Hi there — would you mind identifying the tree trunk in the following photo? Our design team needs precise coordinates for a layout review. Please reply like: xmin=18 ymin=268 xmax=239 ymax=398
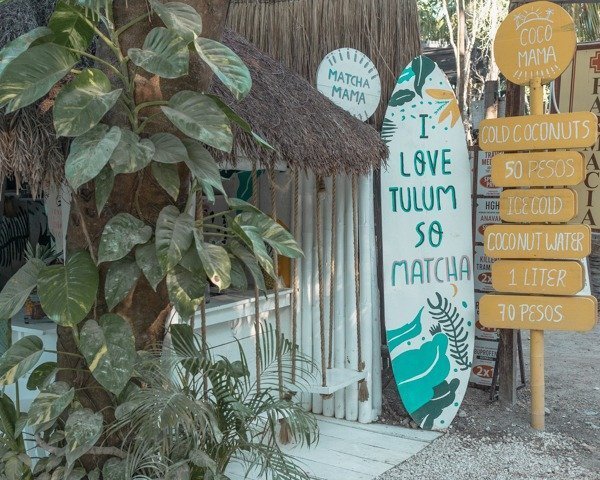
xmin=57 ymin=1 xmax=231 ymax=467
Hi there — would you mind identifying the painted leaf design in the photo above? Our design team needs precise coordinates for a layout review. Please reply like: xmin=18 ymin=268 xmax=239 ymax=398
xmin=27 ymin=382 xmax=74 ymax=431
xmin=381 ymin=117 xmax=397 ymax=145
xmin=412 ymin=55 xmax=435 ymax=98
xmin=425 ymin=88 xmax=454 ymax=100
xmin=0 ymin=258 xmax=44 ymax=319
xmin=398 ymin=65 xmax=415 ymax=84
xmin=0 ymin=336 xmax=43 ymax=386
xmin=389 ymin=89 xmax=415 ymax=107
xmin=428 ymin=293 xmax=471 ymax=370
xmin=412 ymin=378 xmax=459 ymax=429
xmin=65 ymin=409 xmax=103 ymax=465
xmin=387 ymin=307 xmax=423 ymax=352
xmin=392 ymin=332 xmax=450 ymax=414
xmin=0 ymin=27 xmax=51 ymax=79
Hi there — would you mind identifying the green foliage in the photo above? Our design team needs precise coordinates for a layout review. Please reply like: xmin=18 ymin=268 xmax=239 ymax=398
xmin=156 ymin=205 xmax=194 ymax=272
xmin=0 ymin=259 xmax=44 ymax=320
xmin=0 ymin=336 xmax=44 ymax=386
xmin=0 ymin=0 xmax=309 ymax=476
xmin=27 ymin=382 xmax=74 ymax=431
xmin=37 ymin=251 xmax=99 ymax=327
xmin=109 ymin=129 xmax=155 ymax=174
xmin=64 ymin=409 xmax=103 ymax=465
xmin=194 ymin=37 xmax=251 ymax=101
xmin=162 ymin=91 xmax=233 ymax=152
xmin=53 ymin=69 xmax=122 ymax=137
xmin=79 ymin=314 xmax=136 ymax=394
xmin=65 ymin=124 xmax=122 ymax=190
xmin=129 ymin=27 xmax=190 ymax=79
xmin=0 ymin=43 xmax=76 ymax=112
xmin=149 ymin=0 xmax=202 ymax=42
xmin=98 ymin=213 xmax=152 ymax=264
xmin=105 ymin=257 xmax=141 ymax=310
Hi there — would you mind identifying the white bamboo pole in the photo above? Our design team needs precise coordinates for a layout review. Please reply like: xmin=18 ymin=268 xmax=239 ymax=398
xmin=322 ymin=178 xmax=334 ymax=417
xmin=334 ymin=176 xmax=347 ymax=419
xmin=300 ymin=173 xmax=314 ymax=411
xmin=311 ymin=178 xmax=323 ymax=415
xmin=293 ymin=169 xmax=304 ymax=408
xmin=344 ymin=176 xmax=359 ymax=422
xmin=358 ymin=173 xmax=375 ymax=424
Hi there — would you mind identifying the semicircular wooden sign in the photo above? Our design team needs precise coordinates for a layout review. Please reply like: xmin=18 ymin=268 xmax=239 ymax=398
xmin=380 ymin=56 xmax=475 ymax=430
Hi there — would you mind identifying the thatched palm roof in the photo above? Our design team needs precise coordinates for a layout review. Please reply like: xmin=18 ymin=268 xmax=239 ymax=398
xmin=228 ymin=0 xmax=421 ymax=129
xmin=211 ymin=29 xmax=387 ymax=176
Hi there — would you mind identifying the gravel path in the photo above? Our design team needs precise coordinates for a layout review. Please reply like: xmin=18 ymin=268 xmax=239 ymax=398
xmin=377 ymin=324 xmax=600 ymax=480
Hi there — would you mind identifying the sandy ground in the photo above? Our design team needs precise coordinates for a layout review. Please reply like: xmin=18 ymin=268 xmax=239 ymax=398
xmin=377 ymin=324 xmax=600 ymax=480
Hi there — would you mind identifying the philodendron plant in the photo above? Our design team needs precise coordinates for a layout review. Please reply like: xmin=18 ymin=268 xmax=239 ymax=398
xmin=0 ymin=0 xmax=310 ymax=478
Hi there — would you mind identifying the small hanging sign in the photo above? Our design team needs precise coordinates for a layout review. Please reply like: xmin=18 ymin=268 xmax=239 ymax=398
xmin=316 ymin=48 xmax=381 ymax=121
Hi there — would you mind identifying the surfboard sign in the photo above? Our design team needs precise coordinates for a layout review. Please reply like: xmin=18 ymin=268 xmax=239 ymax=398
xmin=380 ymin=56 xmax=475 ymax=430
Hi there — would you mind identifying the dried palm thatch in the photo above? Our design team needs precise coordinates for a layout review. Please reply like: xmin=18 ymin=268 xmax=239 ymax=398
xmin=228 ymin=0 xmax=421 ymax=128
xmin=212 ymin=30 xmax=387 ymax=176
xmin=0 ymin=0 xmax=63 ymax=197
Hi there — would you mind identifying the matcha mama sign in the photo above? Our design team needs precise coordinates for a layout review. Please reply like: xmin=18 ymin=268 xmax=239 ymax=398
xmin=316 ymin=48 xmax=381 ymax=121
xmin=380 ymin=56 xmax=475 ymax=430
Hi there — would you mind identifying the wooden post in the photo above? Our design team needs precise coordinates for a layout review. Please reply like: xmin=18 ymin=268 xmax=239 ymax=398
xmin=498 ymin=79 xmax=523 ymax=406
xmin=529 ymin=76 xmax=545 ymax=430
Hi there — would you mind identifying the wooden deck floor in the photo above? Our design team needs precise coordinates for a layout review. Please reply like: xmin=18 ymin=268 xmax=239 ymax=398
xmin=226 ymin=416 xmax=442 ymax=480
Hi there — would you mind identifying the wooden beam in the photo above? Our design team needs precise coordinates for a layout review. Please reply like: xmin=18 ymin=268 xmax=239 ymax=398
xmin=496 ymin=77 xmax=523 ymax=406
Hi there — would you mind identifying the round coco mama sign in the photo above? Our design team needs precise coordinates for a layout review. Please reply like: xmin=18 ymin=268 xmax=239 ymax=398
xmin=493 ymin=0 xmax=576 ymax=85
xmin=316 ymin=48 xmax=381 ymax=121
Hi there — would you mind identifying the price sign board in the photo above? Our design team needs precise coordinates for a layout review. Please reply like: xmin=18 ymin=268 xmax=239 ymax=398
xmin=493 ymin=1 xmax=577 ymax=86
xmin=479 ymin=294 xmax=597 ymax=331
xmin=479 ymin=112 xmax=598 ymax=152
xmin=499 ymin=188 xmax=577 ymax=223
xmin=491 ymin=260 xmax=584 ymax=295
xmin=484 ymin=224 xmax=591 ymax=259
xmin=491 ymin=151 xmax=585 ymax=187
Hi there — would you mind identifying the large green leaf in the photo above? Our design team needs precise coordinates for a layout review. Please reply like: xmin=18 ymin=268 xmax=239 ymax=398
xmin=79 ymin=314 xmax=136 ymax=395
xmin=0 ymin=393 xmax=17 ymax=439
xmin=155 ymin=206 xmax=194 ymax=272
xmin=0 ymin=259 xmax=44 ymax=319
xmin=65 ymin=124 xmax=122 ymax=190
xmin=182 ymin=138 xmax=225 ymax=202
xmin=27 ymin=382 xmax=74 ymax=431
xmin=65 ymin=408 xmax=103 ymax=465
xmin=150 ymin=132 xmax=189 ymax=164
xmin=195 ymin=37 xmax=251 ymax=101
xmin=0 ymin=336 xmax=43 ymax=386
xmin=128 ymin=27 xmax=189 ymax=79
xmin=234 ymin=211 xmax=302 ymax=258
xmin=5 ymin=455 xmax=30 ymax=480
xmin=135 ymin=243 xmax=164 ymax=291
xmin=0 ymin=43 xmax=76 ymax=113
xmin=48 ymin=1 xmax=95 ymax=51
xmin=230 ymin=223 xmax=274 ymax=278
xmin=229 ymin=257 xmax=247 ymax=291
xmin=166 ymin=266 xmax=206 ymax=319
xmin=53 ymin=68 xmax=122 ymax=137
xmin=109 ymin=129 xmax=155 ymax=175
xmin=27 ymin=362 xmax=58 ymax=391
xmin=38 ymin=251 xmax=99 ymax=327
xmin=0 ymin=27 xmax=52 ymax=78
xmin=161 ymin=91 xmax=232 ymax=152
xmin=195 ymin=239 xmax=230 ymax=290
xmin=227 ymin=240 xmax=266 ymax=292
xmin=98 ymin=213 xmax=152 ymax=264
xmin=150 ymin=0 xmax=202 ymax=41
xmin=102 ymin=458 xmax=127 ymax=480
xmin=95 ymin=165 xmax=114 ymax=214
xmin=105 ymin=257 xmax=141 ymax=310
xmin=151 ymin=162 xmax=180 ymax=200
